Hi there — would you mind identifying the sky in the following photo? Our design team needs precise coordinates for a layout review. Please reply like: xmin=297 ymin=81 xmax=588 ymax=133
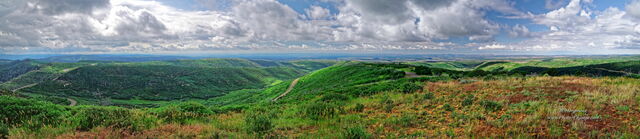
xmin=0 ymin=0 xmax=639 ymax=55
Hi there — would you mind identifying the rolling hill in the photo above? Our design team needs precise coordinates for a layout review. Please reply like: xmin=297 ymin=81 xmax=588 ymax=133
xmin=2 ymin=59 xmax=336 ymax=106
xmin=0 ymin=60 xmax=41 ymax=83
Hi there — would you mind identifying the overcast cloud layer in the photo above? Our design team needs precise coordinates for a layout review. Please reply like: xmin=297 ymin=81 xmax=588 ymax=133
xmin=0 ymin=0 xmax=639 ymax=54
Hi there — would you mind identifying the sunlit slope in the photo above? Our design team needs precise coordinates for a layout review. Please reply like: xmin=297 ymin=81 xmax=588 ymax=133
xmin=477 ymin=58 xmax=636 ymax=71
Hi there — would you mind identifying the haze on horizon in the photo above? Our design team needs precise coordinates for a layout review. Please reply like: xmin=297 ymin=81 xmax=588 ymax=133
xmin=1 ymin=0 xmax=640 ymax=55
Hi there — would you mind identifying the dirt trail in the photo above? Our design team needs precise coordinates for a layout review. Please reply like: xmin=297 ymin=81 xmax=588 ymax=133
xmin=11 ymin=83 xmax=38 ymax=92
xmin=592 ymin=68 xmax=633 ymax=75
xmin=67 ymin=98 xmax=77 ymax=106
xmin=61 ymin=67 xmax=77 ymax=72
xmin=272 ymin=78 xmax=300 ymax=102
xmin=404 ymin=71 xmax=424 ymax=78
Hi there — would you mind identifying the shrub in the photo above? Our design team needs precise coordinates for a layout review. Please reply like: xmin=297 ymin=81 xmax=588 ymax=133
xmin=443 ymin=104 xmax=454 ymax=111
xmin=480 ymin=100 xmax=502 ymax=112
xmin=381 ymin=97 xmax=394 ymax=113
xmin=343 ymin=126 xmax=370 ymax=139
xmin=353 ymin=103 xmax=365 ymax=112
xmin=0 ymin=96 xmax=67 ymax=130
xmin=0 ymin=123 xmax=8 ymax=139
xmin=156 ymin=102 xmax=212 ymax=124
xmin=71 ymin=106 xmax=144 ymax=131
xmin=423 ymin=92 xmax=435 ymax=100
xmin=462 ymin=95 xmax=474 ymax=106
xmin=398 ymin=82 xmax=422 ymax=94
xmin=305 ymin=102 xmax=340 ymax=120
xmin=178 ymin=102 xmax=213 ymax=114
xmin=0 ymin=89 xmax=13 ymax=96
xmin=244 ymin=112 xmax=273 ymax=135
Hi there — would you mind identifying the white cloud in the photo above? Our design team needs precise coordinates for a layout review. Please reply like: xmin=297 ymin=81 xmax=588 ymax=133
xmin=478 ymin=44 xmax=508 ymax=50
xmin=505 ymin=1 xmax=640 ymax=51
xmin=508 ymin=24 xmax=531 ymax=37
xmin=305 ymin=6 xmax=331 ymax=19
xmin=627 ymin=0 xmax=640 ymax=19
xmin=0 ymin=0 xmax=637 ymax=54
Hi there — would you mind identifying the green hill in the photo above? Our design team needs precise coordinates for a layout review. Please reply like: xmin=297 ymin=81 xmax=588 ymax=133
xmin=3 ymin=59 xmax=335 ymax=105
xmin=510 ymin=61 xmax=640 ymax=77
xmin=0 ymin=60 xmax=41 ymax=83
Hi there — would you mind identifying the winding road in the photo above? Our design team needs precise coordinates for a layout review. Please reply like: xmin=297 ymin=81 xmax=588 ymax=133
xmin=67 ymin=98 xmax=77 ymax=106
xmin=272 ymin=78 xmax=300 ymax=102
xmin=11 ymin=83 xmax=37 ymax=92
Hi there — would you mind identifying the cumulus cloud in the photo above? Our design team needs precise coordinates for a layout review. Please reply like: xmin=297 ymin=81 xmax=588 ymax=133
xmin=305 ymin=6 xmax=330 ymax=19
xmin=0 ymin=0 xmax=637 ymax=54
xmin=505 ymin=0 xmax=640 ymax=51
xmin=627 ymin=0 xmax=640 ymax=19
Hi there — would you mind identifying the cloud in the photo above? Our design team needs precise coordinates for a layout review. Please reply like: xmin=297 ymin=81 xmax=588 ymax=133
xmin=23 ymin=0 xmax=110 ymax=15
xmin=0 ymin=0 xmax=636 ymax=54
xmin=305 ymin=6 xmax=331 ymax=19
xmin=508 ymin=24 xmax=531 ymax=37
xmin=478 ymin=44 xmax=508 ymax=50
xmin=627 ymin=0 xmax=640 ymax=19
xmin=545 ymin=0 xmax=569 ymax=10
xmin=504 ymin=0 xmax=640 ymax=51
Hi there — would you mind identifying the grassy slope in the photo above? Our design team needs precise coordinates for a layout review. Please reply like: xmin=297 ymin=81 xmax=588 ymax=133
xmin=478 ymin=58 xmax=635 ymax=71
xmin=206 ymin=62 xmax=408 ymax=108
xmin=510 ymin=61 xmax=640 ymax=77
xmin=408 ymin=61 xmax=485 ymax=71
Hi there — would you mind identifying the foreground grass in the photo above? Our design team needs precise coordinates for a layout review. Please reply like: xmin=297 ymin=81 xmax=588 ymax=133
xmin=4 ymin=76 xmax=639 ymax=138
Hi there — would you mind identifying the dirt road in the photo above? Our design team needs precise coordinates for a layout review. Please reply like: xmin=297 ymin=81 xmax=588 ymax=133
xmin=67 ymin=98 xmax=77 ymax=106
xmin=272 ymin=78 xmax=300 ymax=102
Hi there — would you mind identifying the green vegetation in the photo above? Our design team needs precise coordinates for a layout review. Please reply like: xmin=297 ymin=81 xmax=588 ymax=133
xmin=2 ymin=57 xmax=640 ymax=138
xmin=0 ymin=60 xmax=41 ymax=83
xmin=1 ymin=59 xmax=335 ymax=106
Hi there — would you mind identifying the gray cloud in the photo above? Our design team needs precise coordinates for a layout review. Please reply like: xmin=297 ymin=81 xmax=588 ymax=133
xmin=22 ymin=0 xmax=110 ymax=15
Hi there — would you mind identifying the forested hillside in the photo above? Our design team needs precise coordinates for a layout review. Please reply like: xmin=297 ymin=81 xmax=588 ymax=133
xmin=1 ymin=59 xmax=336 ymax=106
xmin=0 ymin=60 xmax=41 ymax=83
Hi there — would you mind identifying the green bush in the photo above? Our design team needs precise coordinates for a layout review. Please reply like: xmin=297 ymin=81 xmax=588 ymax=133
xmin=398 ymin=82 xmax=422 ymax=94
xmin=0 ymin=123 xmax=8 ymax=139
xmin=178 ymin=102 xmax=213 ymax=114
xmin=379 ymin=96 xmax=395 ymax=113
xmin=0 ymin=96 xmax=67 ymax=130
xmin=244 ymin=113 xmax=273 ymax=135
xmin=480 ymin=100 xmax=502 ymax=112
xmin=423 ymin=92 xmax=435 ymax=100
xmin=343 ymin=126 xmax=371 ymax=139
xmin=155 ymin=102 xmax=212 ymax=124
xmin=71 ymin=106 xmax=148 ymax=131
xmin=443 ymin=104 xmax=454 ymax=111
xmin=462 ymin=95 xmax=474 ymax=106
xmin=304 ymin=102 xmax=340 ymax=120
xmin=353 ymin=103 xmax=365 ymax=112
